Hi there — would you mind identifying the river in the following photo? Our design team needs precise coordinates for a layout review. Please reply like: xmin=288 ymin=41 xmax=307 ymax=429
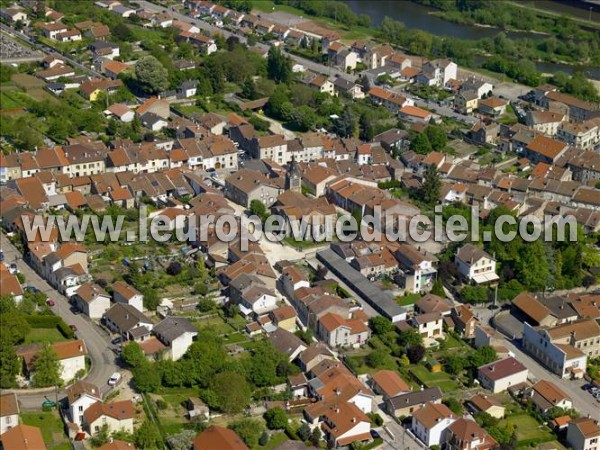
xmin=345 ymin=0 xmax=600 ymax=80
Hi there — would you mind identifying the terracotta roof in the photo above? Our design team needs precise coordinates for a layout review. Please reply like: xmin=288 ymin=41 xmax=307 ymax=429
xmin=546 ymin=318 xmax=600 ymax=341
xmin=112 ymin=280 xmax=141 ymax=300
xmin=526 ymin=135 xmax=568 ymax=160
xmin=532 ymin=380 xmax=569 ymax=408
xmin=569 ymin=418 xmax=600 ymax=439
xmin=270 ymin=305 xmax=297 ymax=322
xmin=67 ymin=380 xmax=101 ymax=405
xmin=399 ymin=105 xmax=431 ymax=119
xmin=75 ymin=282 xmax=109 ymax=303
xmin=0 ymin=271 xmax=23 ymax=298
xmin=512 ymin=292 xmax=552 ymax=324
xmin=193 ymin=425 xmax=249 ymax=450
xmin=84 ymin=400 xmax=134 ymax=424
xmin=0 ymin=393 xmax=19 ymax=416
xmin=97 ymin=440 xmax=136 ymax=450
xmin=55 ymin=242 xmax=86 ymax=259
xmin=412 ymin=401 xmax=455 ymax=429
xmin=371 ymin=370 xmax=410 ymax=397
xmin=17 ymin=340 xmax=87 ymax=370
xmin=1 ymin=425 xmax=46 ymax=450
xmin=479 ymin=96 xmax=508 ymax=108
xmin=447 ymin=418 xmax=497 ymax=447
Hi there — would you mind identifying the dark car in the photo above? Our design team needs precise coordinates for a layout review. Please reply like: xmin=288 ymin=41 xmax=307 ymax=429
xmin=25 ymin=286 xmax=40 ymax=293
xmin=111 ymin=337 xmax=122 ymax=345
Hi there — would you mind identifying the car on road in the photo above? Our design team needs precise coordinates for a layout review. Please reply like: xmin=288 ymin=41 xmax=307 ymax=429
xmin=69 ymin=324 xmax=77 ymax=332
xmin=41 ymin=400 xmax=57 ymax=409
xmin=25 ymin=286 xmax=40 ymax=293
xmin=111 ymin=337 xmax=122 ymax=345
xmin=46 ymin=299 xmax=55 ymax=307
xmin=582 ymin=383 xmax=594 ymax=391
xmin=0 ymin=251 xmax=4 ymax=262
xmin=108 ymin=372 xmax=121 ymax=386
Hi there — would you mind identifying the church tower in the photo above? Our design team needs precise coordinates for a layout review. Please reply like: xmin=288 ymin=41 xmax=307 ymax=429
xmin=286 ymin=157 xmax=302 ymax=193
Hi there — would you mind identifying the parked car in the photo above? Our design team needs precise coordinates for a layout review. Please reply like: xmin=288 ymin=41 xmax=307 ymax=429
xmin=25 ymin=286 xmax=40 ymax=293
xmin=46 ymin=299 xmax=55 ymax=307
xmin=108 ymin=372 xmax=121 ymax=386
xmin=0 ymin=251 xmax=4 ymax=262
xmin=111 ymin=337 xmax=122 ymax=345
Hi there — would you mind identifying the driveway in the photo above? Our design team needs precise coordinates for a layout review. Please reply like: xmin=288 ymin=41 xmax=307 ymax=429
xmin=1 ymin=233 xmax=118 ymax=410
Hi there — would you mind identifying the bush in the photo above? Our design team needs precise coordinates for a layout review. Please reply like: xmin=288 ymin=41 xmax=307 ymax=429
xmin=264 ymin=407 xmax=288 ymax=430
xmin=368 ymin=412 xmax=384 ymax=426
xmin=57 ymin=322 xmax=75 ymax=339
xmin=156 ymin=399 xmax=168 ymax=410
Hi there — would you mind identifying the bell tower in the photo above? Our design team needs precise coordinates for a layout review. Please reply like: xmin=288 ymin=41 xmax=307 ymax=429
xmin=286 ymin=157 xmax=302 ymax=193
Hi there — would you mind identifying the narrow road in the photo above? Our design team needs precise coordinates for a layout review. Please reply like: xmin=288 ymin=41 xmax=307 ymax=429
xmin=137 ymin=0 xmax=355 ymax=82
xmin=0 ymin=233 xmax=118 ymax=410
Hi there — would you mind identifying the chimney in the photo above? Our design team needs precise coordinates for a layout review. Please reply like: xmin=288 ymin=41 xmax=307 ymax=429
xmin=351 ymin=417 xmax=356 ymax=423
xmin=78 ymin=345 xmax=83 ymax=351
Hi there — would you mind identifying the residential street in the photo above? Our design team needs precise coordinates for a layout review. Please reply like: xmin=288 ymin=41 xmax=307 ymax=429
xmin=137 ymin=0 xmax=355 ymax=82
xmin=501 ymin=338 xmax=600 ymax=419
xmin=0 ymin=233 xmax=118 ymax=410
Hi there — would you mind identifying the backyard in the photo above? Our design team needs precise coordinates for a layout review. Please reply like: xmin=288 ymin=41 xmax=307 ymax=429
xmin=21 ymin=410 xmax=70 ymax=450
xmin=408 ymin=364 xmax=460 ymax=393
xmin=24 ymin=327 xmax=68 ymax=344
xmin=498 ymin=413 xmax=555 ymax=446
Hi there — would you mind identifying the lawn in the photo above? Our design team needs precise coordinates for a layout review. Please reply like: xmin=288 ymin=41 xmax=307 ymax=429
xmin=24 ymin=328 xmax=68 ymax=344
xmin=21 ymin=410 xmax=69 ymax=450
xmin=409 ymin=364 xmax=460 ymax=393
xmin=395 ymin=293 xmax=421 ymax=306
xmin=499 ymin=413 xmax=555 ymax=444
xmin=256 ymin=432 xmax=289 ymax=450
xmin=194 ymin=315 xmax=235 ymax=335
xmin=0 ymin=89 xmax=30 ymax=109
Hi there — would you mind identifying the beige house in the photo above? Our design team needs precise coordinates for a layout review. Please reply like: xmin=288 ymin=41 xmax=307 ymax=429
xmin=73 ymin=282 xmax=111 ymax=319
xmin=84 ymin=400 xmax=134 ymax=435
xmin=467 ymin=394 xmax=505 ymax=419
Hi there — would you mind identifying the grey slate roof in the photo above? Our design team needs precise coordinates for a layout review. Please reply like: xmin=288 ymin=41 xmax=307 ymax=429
xmin=153 ymin=316 xmax=197 ymax=342
xmin=387 ymin=387 xmax=443 ymax=409
xmin=103 ymin=303 xmax=152 ymax=332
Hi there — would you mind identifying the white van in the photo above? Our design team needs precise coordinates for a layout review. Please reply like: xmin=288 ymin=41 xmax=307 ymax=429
xmin=108 ymin=372 xmax=121 ymax=386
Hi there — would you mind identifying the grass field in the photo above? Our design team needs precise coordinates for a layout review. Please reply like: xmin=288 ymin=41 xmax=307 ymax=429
xmin=395 ymin=293 xmax=421 ymax=306
xmin=12 ymin=73 xmax=44 ymax=90
xmin=24 ymin=328 xmax=68 ymax=344
xmin=409 ymin=364 xmax=459 ymax=393
xmin=21 ymin=410 xmax=70 ymax=450
xmin=499 ymin=413 xmax=555 ymax=444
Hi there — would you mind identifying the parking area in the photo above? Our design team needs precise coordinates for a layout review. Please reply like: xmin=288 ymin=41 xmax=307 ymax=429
xmin=492 ymin=310 xmax=524 ymax=339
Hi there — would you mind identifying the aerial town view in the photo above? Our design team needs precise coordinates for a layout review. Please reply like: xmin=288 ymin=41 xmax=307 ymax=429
xmin=0 ymin=0 xmax=599 ymax=449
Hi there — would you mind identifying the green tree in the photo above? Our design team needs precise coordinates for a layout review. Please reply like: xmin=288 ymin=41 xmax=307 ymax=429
xmin=368 ymin=316 xmax=394 ymax=336
xmin=289 ymin=105 xmax=317 ymax=131
xmin=267 ymin=46 xmax=292 ymax=84
xmin=420 ymin=164 xmax=442 ymax=206
xmin=32 ymin=343 xmax=61 ymax=387
xmin=134 ymin=420 xmax=163 ymax=450
xmin=135 ymin=55 xmax=169 ymax=94
xmin=228 ymin=418 xmax=265 ymax=447
xmin=250 ymin=199 xmax=269 ymax=222
xmin=0 ymin=338 xmax=19 ymax=388
xmin=335 ymin=108 xmax=357 ymax=138
xmin=516 ymin=240 xmax=550 ymax=291
xmin=132 ymin=361 xmax=161 ymax=392
xmin=410 ymin=132 xmax=432 ymax=155
xmin=264 ymin=407 xmax=288 ymax=429
xmin=398 ymin=329 xmax=423 ymax=347
xmin=430 ymin=280 xmax=445 ymax=297
xmin=211 ymin=371 xmax=251 ymax=413
xmin=248 ymin=341 xmax=288 ymax=387
xmin=443 ymin=397 xmax=462 ymax=414
xmin=298 ymin=423 xmax=311 ymax=441
xmin=310 ymin=428 xmax=322 ymax=446
xmin=167 ymin=430 xmax=196 ymax=450
xmin=367 ymin=348 xmax=390 ymax=368
xmin=121 ymin=342 xmax=146 ymax=368
xmin=425 ymin=125 xmax=447 ymax=151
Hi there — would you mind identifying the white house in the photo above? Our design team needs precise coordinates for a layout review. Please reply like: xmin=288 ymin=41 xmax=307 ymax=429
xmin=567 ymin=418 xmax=600 ymax=450
xmin=455 ymin=244 xmax=499 ymax=284
xmin=317 ymin=313 xmax=370 ymax=348
xmin=111 ymin=280 xmax=144 ymax=312
xmin=280 ymin=265 xmax=310 ymax=299
xmin=411 ymin=402 xmax=457 ymax=447
xmin=320 ymin=402 xmax=372 ymax=448
xmin=0 ymin=393 xmax=19 ymax=435
xmin=530 ymin=380 xmax=572 ymax=415
xmin=395 ymin=244 xmax=438 ymax=293
xmin=478 ymin=357 xmax=529 ymax=393
xmin=229 ymin=274 xmax=278 ymax=317
xmin=73 ymin=282 xmax=111 ymax=319
xmin=66 ymin=381 xmax=102 ymax=428
xmin=0 ymin=7 xmax=28 ymax=24
xmin=18 ymin=340 xmax=88 ymax=384
xmin=84 ymin=400 xmax=134 ymax=435
xmin=153 ymin=316 xmax=198 ymax=361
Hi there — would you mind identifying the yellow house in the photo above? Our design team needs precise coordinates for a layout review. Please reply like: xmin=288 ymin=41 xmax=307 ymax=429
xmin=79 ymin=78 xmax=123 ymax=101
xmin=454 ymin=90 xmax=479 ymax=114
xmin=269 ymin=305 xmax=298 ymax=332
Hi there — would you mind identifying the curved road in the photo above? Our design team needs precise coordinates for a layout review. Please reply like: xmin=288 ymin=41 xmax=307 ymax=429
xmin=0 ymin=233 xmax=118 ymax=410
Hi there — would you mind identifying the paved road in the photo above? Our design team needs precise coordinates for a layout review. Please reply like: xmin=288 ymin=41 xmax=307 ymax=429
xmin=138 ymin=0 xmax=354 ymax=82
xmin=0 ymin=23 xmax=103 ymax=78
xmin=0 ymin=233 xmax=118 ymax=410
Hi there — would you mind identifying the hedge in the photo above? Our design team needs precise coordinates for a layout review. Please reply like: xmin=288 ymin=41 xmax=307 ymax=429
xmin=25 ymin=315 xmax=62 ymax=328
xmin=57 ymin=322 xmax=75 ymax=339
